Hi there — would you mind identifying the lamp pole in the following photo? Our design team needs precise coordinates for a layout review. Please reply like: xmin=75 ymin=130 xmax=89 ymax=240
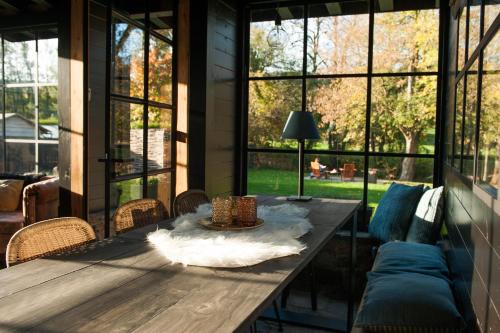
xmin=298 ymin=139 xmax=305 ymax=197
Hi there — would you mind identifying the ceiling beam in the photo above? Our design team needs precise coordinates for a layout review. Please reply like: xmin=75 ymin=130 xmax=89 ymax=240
xmin=325 ymin=3 xmax=342 ymax=15
xmin=150 ymin=16 xmax=167 ymax=28
xmin=378 ymin=0 xmax=394 ymax=12
xmin=0 ymin=0 xmax=19 ymax=12
xmin=277 ymin=7 xmax=293 ymax=20
xmin=31 ymin=0 xmax=52 ymax=9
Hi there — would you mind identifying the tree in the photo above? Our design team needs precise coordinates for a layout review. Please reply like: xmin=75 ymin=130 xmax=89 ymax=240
xmin=372 ymin=10 xmax=438 ymax=180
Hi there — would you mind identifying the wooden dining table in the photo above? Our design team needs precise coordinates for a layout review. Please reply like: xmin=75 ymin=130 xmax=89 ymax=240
xmin=0 ymin=196 xmax=361 ymax=333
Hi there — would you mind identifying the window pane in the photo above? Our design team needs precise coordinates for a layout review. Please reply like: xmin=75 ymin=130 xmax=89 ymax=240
xmin=38 ymin=36 xmax=58 ymax=83
xmin=307 ymin=1 xmax=368 ymax=74
xmin=6 ymin=142 xmax=35 ymax=174
xmin=454 ymin=78 xmax=464 ymax=169
xmin=249 ymin=6 xmax=304 ymax=77
xmin=110 ymin=100 xmax=144 ymax=177
xmin=5 ymin=87 xmax=36 ymax=139
xmin=147 ymin=173 xmax=171 ymax=216
xmin=247 ymin=152 xmax=298 ymax=196
xmin=457 ymin=8 xmax=467 ymax=71
xmin=468 ymin=2 xmax=481 ymax=56
xmin=370 ymin=76 xmax=436 ymax=154
xmin=39 ymin=86 xmax=58 ymax=140
xmin=477 ymin=33 xmax=499 ymax=194
xmin=3 ymin=35 xmax=36 ymax=83
xmin=39 ymin=143 xmax=58 ymax=175
xmin=484 ymin=1 xmax=500 ymax=35
xmin=368 ymin=157 xmax=433 ymax=209
xmin=149 ymin=36 xmax=172 ymax=104
xmin=147 ymin=107 xmax=172 ymax=170
xmin=110 ymin=178 xmax=143 ymax=211
xmin=306 ymin=77 xmax=366 ymax=151
xmin=248 ymin=79 xmax=301 ymax=149
xmin=304 ymin=153 xmax=364 ymax=200
xmin=463 ymin=61 xmax=479 ymax=178
xmin=373 ymin=9 xmax=439 ymax=73
xmin=112 ymin=17 xmax=144 ymax=98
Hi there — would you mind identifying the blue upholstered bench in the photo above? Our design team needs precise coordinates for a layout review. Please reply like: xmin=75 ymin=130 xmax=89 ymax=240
xmin=353 ymin=242 xmax=465 ymax=333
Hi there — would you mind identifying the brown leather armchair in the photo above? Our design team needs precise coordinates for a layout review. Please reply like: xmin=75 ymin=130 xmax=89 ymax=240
xmin=0 ymin=177 xmax=59 ymax=256
xmin=23 ymin=177 xmax=59 ymax=226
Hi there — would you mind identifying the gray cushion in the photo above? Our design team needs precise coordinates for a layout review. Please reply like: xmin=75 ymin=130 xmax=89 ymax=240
xmin=372 ymin=241 xmax=450 ymax=281
xmin=354 ymin=272 xmax=465 ymax=333
xmin=369 ymin=182 xmax=424 ymax=243
xmin=406 ymin=186 xmax=444 ymax=244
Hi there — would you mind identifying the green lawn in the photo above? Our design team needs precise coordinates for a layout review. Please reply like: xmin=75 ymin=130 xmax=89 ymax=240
xmin=247 ymin=168 xmax=391 ymax=208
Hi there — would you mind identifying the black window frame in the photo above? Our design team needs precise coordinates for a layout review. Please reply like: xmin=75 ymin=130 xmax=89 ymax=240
xmin=450 ymin=0 xmax=499 ymax=198
xmin=240 ymin=0 xmax=445 ymax=218
xmin=0 ymin=29 xmax=59 ymax=174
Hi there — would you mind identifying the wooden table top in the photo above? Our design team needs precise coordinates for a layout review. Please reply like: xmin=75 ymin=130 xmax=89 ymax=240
xmin=0 ymin=196 xmax=360 ymax=333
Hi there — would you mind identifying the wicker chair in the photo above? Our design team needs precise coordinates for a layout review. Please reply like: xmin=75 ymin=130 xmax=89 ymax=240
xmin=113 ymin=198 xmax=165 ymax=234
xmin=6 ymin=217 xmax=96 ymax=267
xmin=173 ymin=189 xmax=210 ymax=217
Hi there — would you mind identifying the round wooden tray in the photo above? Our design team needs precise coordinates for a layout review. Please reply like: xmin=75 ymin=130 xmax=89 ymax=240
xmin=198 ymin=217 xmax=264 ymax=231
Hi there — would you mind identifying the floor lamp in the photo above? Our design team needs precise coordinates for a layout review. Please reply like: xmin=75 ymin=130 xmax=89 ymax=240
xmin=281 ymin=111 xmax=320 ymax=202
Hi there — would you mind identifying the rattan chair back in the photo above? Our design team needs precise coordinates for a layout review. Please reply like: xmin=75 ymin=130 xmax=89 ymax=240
xmin=173 ymin=189 xmax=210 ymax=217
xmin=6 ymin=217 xmax=96 ymax=267
xmin=113 ymin=198 xmax=165 ymax=234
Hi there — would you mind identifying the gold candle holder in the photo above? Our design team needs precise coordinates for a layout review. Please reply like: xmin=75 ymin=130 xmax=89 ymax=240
xmin=237 ymin=197 xmax=257 ymax=226
xmin=212 ymin=197 xmax=233 ymax=225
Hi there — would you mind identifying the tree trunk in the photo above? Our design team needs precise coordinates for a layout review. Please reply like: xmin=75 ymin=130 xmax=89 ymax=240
xmin=400 ymin=133 xmax=418 ymax=181
xmin=482 ymin=143 xmax=489 ymax=182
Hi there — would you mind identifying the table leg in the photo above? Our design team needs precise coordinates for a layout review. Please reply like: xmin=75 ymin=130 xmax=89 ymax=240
xmin=347 ymin=211 xmax=358 ymax=331
xmin=260 ymin=209 xmax=359 ymax=333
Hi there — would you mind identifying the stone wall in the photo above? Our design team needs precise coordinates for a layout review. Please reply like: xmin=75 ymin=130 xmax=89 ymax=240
xmin=130 ymin=129 xmax=171 ymax=171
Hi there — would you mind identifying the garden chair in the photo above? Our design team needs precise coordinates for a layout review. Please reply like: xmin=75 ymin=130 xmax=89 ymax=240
xmin=310 ymin=161 xmax=328 ymax=179
xmin=173 ymin=189 xmax=210 ymax=217
xmin=113 ymin=198 xmax=165 ymax=234
xmin=6 ymin=217 xmax=96 ymax=267
xmin=340 ymin=163 xmax=357 ymax=181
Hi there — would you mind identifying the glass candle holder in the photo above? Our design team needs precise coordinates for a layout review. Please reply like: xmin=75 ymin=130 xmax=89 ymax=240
xmin=237 ymin=197 xmax=257 ymax=225
xmin=212 ymin=197 xmax=233 ymax=225
xmin=230 ymin=196 xmax=239 ymax=217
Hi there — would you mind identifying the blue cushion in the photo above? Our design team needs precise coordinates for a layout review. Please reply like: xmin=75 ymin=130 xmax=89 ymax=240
xmin=354 ymin=272 xmax=465 ymax=333
xmin=372 ymin=241 xmax=450 ymax=281
xmin=369 ymin=182 xmax=424 ymax=242
xmin=406 ymin=186 xmax=444 ymax=244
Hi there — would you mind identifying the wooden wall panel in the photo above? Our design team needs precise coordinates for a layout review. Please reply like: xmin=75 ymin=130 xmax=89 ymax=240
xmin=176 ymin=0 xmax=190 ymax=196
xmin=86 ymin=0 xmax=107 ymax=237
xmin=445 ymin=165 xmax=500 ymax=332
xmin=204 ymin=0 xmax=237 ymax=198
xmin=58 ymin=0 xmax=87 ymax=218
xmin=443 ymin=4 xmax=500 ymax=332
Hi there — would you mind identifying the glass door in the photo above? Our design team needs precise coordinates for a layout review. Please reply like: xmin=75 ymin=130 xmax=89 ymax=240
xmin=103 ymin=1 xmax=176 ymax=237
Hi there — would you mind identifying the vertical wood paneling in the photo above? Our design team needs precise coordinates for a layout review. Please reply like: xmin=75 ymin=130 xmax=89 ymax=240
xmin=443 ymin=4 xmax=500 ymax=331
xmin=70 ymin=0 xmax=86 ymax=218
xmin=204 ymin=0 xmax=237 ymax=198
xmin=87 ymin=0 xmax=107 ymax=237
xmin=58 ymin=0 xmax=86 ymax=218
xmin=176 ymin=0 xmax=190 ymax=196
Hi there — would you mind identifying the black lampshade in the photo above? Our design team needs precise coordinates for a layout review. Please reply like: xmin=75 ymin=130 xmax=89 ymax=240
xmin=282 ymin=111 xmax=320 ymax=140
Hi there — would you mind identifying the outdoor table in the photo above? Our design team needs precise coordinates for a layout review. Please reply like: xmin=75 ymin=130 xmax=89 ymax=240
xmin=0 ymin=196 xmax=360 ymax=333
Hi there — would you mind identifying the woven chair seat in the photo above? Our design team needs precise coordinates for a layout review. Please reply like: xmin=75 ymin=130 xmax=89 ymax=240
xmin=6 ymin=217 xmax=96 ymax=267
xmin=113 ymin=198 xmax=165 ymax=234
xmin=173 ymin=189 xmax=210 ymax=217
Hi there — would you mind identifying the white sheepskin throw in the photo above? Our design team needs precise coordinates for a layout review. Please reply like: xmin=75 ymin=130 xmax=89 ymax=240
xmin=147 ymin=203 xmax=312 ymax=268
